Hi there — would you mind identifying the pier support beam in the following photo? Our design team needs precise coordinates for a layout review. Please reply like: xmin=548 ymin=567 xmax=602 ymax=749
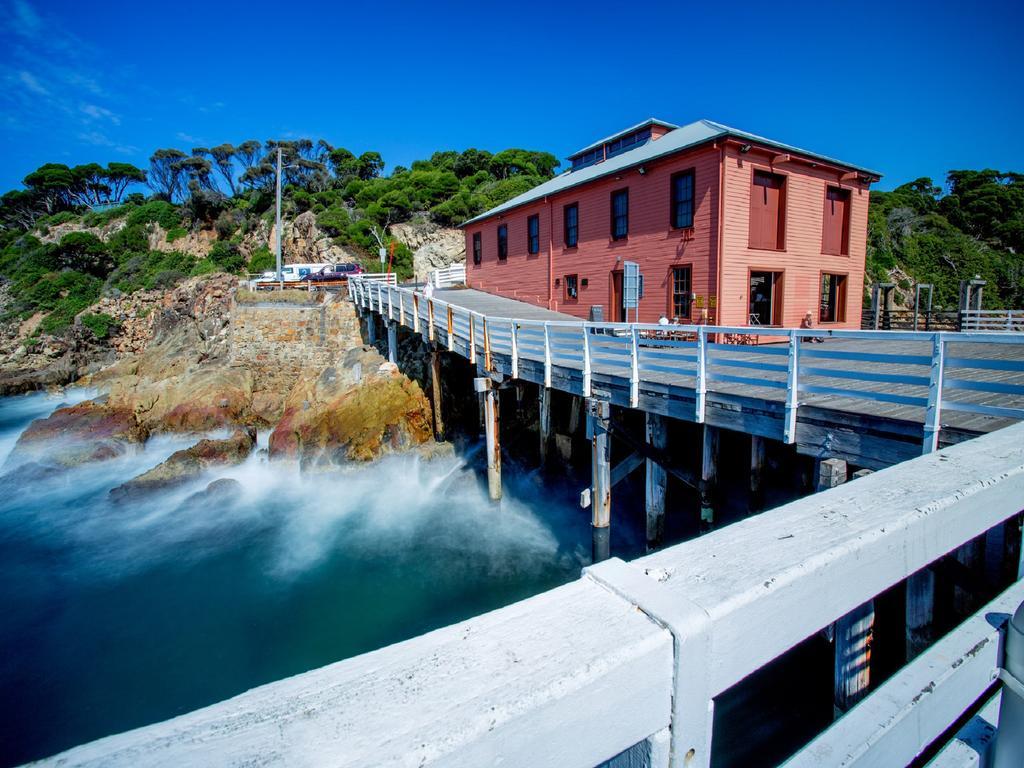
xmin=538 ymin=386 xmax=551 ymax=466
xmin=475 ymin=377 xmax=501 ymax=502
xmin=588 ymin=399 xmax=612 ymax=563
xmin=430 ymin=349 xmax=444 ymax=441
xmin=834 ymin=600 xmax=876 ymax=716
xmin=905 ymin=567 xmax=935 ymax=660
xmin=749 ymin=435 xmax=766 ymax=513
xmin=818 ymin=459 xmax=874 ymax=717
xmin=699 ymin=425 xmax=719 ymax=531
xmin=645 ymin=413 xmax=668 ymax=547
xmin=817 ymin=458 xmax=847 ymax=491
xmin=366 ymin=313 xmax=376 ymax=344
xmin=386 ymin=321 xmax=398 ymax=365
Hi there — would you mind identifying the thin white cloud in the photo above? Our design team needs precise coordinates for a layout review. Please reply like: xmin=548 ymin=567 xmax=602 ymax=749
xmin=18 ymin=70 xmax=48 ymax=95
xmin=80 ymin=102 xmax=120 ymax=125
xmin=176 ymin=131 xmax=201 ymax=144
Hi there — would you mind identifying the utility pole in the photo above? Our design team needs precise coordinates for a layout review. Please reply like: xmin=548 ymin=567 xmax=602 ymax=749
xmin=275 ymin=147 xmax=283 ymax=287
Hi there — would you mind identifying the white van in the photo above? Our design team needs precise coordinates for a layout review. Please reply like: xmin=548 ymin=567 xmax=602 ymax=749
xmin=278 ymin=263 xmax=323 ymax=282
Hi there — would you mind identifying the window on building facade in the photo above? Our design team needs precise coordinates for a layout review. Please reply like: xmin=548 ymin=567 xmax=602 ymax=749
xmin=671 ymin=266 xmax=692 ymax=319
xmin=749 ymin=270 xmax=783 ymax=325
xmin=564 ymin=203 xmax=578 ymax=247
xmin=611 ymin=189 xmax=629 ymax=240
xmin=671 ymin=170 xmax=695 ymax=229
xmin=819 ymin=273 xmax=848 ymax=323
xmin=564 ymin=274 xmax=579 ymax=300
xmin=749 ymin=170 xmax=786 ymax=250
xmin=527 ymin=214 xmax=540 ymax=254
xmin=497 ymin=224 xmax=508 ymax=260
xmin=472 ymin=232 xmax=481 ymax=265
xmin=822 ymin=186 xmax=851 ymax=256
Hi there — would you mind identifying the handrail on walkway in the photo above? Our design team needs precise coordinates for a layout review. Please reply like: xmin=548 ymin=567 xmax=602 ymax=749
xmin=351 ymin=277 xmax=1024 ymax=453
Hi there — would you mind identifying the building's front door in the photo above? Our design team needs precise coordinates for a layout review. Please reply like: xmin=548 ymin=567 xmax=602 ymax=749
xmin=749 ymin=271 xmax=783 ymax=325
xmin=610 ymin=270 xmax=625 ymax=322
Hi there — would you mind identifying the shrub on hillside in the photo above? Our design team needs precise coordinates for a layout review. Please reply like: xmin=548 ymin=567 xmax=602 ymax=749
xmin=165 ymin=227 xmax=188 ymax=243
xmin=248 ymin=246 xmax=274 ymax=273
xmin=125 ymin=201 xmax=181 ymax=231
xmin=79 ymin=312 xmax=117 ymax=339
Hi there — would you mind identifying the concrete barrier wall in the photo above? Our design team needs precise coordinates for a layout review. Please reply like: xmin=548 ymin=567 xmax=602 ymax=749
xmin=229 ymin=298 xmax=362 ymax=392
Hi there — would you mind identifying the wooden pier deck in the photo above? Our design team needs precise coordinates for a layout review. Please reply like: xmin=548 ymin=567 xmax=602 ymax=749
xmin=356 ymin=281 xmax=1024 ymax=469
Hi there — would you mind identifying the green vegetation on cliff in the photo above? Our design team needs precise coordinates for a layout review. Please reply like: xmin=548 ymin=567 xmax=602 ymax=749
xmin=0 ymin=139 xmax=559 ymax=334
xmin=867 ymin=171 xmax=1023 ymax=309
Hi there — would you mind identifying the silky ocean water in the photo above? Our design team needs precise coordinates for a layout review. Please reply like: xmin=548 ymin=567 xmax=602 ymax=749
xmin=0 ymin=391 xmax=627 ymax=766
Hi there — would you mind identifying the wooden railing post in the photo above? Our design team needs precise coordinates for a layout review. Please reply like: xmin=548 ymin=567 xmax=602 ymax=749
xmin=412 ymin=293 xmax=420 ymax=334
xmin=483 ymin=316 xmax=492 ymax=372
xmin=629 ymin=325 xmax=640 ymax=408
xmin=582 ymin=325 xmax=592 ymax=397
xmin=510 ymin=319 xmax=519 ymax=379
xmin=468 ymin=313 xmax=477 ymax=364
xmin=447 ymin=306 xmax=455 ymax=352
xmin=784 ymin=330 xmax=800 ymax=444
xmin=387 ymin=287 xmax=394 ymax=321
xmin=428 ymin=299 xmax=436 ymax=343
xmin=543 ymin=322 xmax=552 ymax=389
xmin=923 ymin=332 xmax=945 ymax=454
xmin=695 ymin=326 xmax=707 ymax=423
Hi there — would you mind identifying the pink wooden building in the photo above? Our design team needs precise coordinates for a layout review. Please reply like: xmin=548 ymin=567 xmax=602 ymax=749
xmin=462 ymin=119 xmax=880 ymax=329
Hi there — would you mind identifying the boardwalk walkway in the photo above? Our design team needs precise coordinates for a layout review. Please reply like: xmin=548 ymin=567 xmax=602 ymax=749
xmin=354 ymin=280 xmax=1024 ymax=468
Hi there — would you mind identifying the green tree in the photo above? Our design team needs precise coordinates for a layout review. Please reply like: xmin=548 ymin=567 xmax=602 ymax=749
xmin=148 ymin=149 xmax=188 ymax=201
xmin=357 ymin=151 xmax=384 ymax=180
xmin=104 ymin=162 xmax=147 ymax=202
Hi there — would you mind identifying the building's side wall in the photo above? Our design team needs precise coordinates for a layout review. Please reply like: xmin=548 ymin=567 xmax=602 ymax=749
xmin=719 ymin=146 xmax=869 ymax=329
xmin=465 ymin=145 xmax=722 ymax=323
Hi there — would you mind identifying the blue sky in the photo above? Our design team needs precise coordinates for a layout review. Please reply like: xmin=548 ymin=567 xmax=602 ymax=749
xmin=1 ymin=0 xmax=1021 ymax=193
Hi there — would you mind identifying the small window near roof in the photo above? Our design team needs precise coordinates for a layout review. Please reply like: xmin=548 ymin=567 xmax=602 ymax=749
xmin=497 ymin=224 xmax=508 ymax=260
xmin=527 ymin=214 xmax=540 ymax=254
xmin=472 ymin=232 xmax=482 ymax=265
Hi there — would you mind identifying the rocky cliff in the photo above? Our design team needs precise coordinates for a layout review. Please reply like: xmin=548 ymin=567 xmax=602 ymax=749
xmin=390 ymin=219 xmax=465 ymax=281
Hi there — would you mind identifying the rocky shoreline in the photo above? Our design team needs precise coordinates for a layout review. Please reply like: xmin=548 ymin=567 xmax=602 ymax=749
xmin=1 ymin=274 xmax=443 ymax=500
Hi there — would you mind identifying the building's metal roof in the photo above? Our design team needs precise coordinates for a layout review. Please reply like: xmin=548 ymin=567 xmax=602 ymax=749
xmin=567 ymin=117 xmax=679 ymax=160
xmin=461 ymin=119 xmax=882 ymax=228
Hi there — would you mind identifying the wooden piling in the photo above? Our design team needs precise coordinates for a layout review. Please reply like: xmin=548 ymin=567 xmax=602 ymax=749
xmin=749 ymin=435 xmax=766 ymax=513
xmin=430 ymin=349 xmax=444 ymax=441
xmin=700 ymin=424 xmax=719 ymax=531
xmin=645 ymin=413 xmax=668 ymax=547
xmin=475 ymin=377 xmax=501 ymax=502
xmin=588 ymin=399 xmax=612 ymax=563
xmin=539 ymin=386 xmax=551 ymax=466
xmin=834 ymin=600 xmax=875 ymax=716
xmin=905 ymin=567 xmax=935 ymax=661
xmin=816 ymin=458 xmax=847 ymax=491
xmin=366 ymin=313 xmax=376 ymax=344
xmin=568 ymin=395 xmax=582 ymax=436
xmin=387 ymin=321 xmax=398 ymax=365
xmin=820 ymin=459 xmax=874 ymax=716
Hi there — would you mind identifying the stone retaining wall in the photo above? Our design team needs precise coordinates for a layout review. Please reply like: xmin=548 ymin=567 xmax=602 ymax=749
xmin=230 ymin=297 xmax=363 ymax=393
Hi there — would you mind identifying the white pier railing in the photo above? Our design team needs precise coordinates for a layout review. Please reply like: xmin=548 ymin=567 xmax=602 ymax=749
xmin=428 ymin=262 xmax=467 ymax=288
xmin=961 ymin=309 xmax=1024 ymax=333
xmin=349 ymin=278 xmax=1024 ymax=454
xmin=37 ymin=421 xmax=1024 ymax=767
